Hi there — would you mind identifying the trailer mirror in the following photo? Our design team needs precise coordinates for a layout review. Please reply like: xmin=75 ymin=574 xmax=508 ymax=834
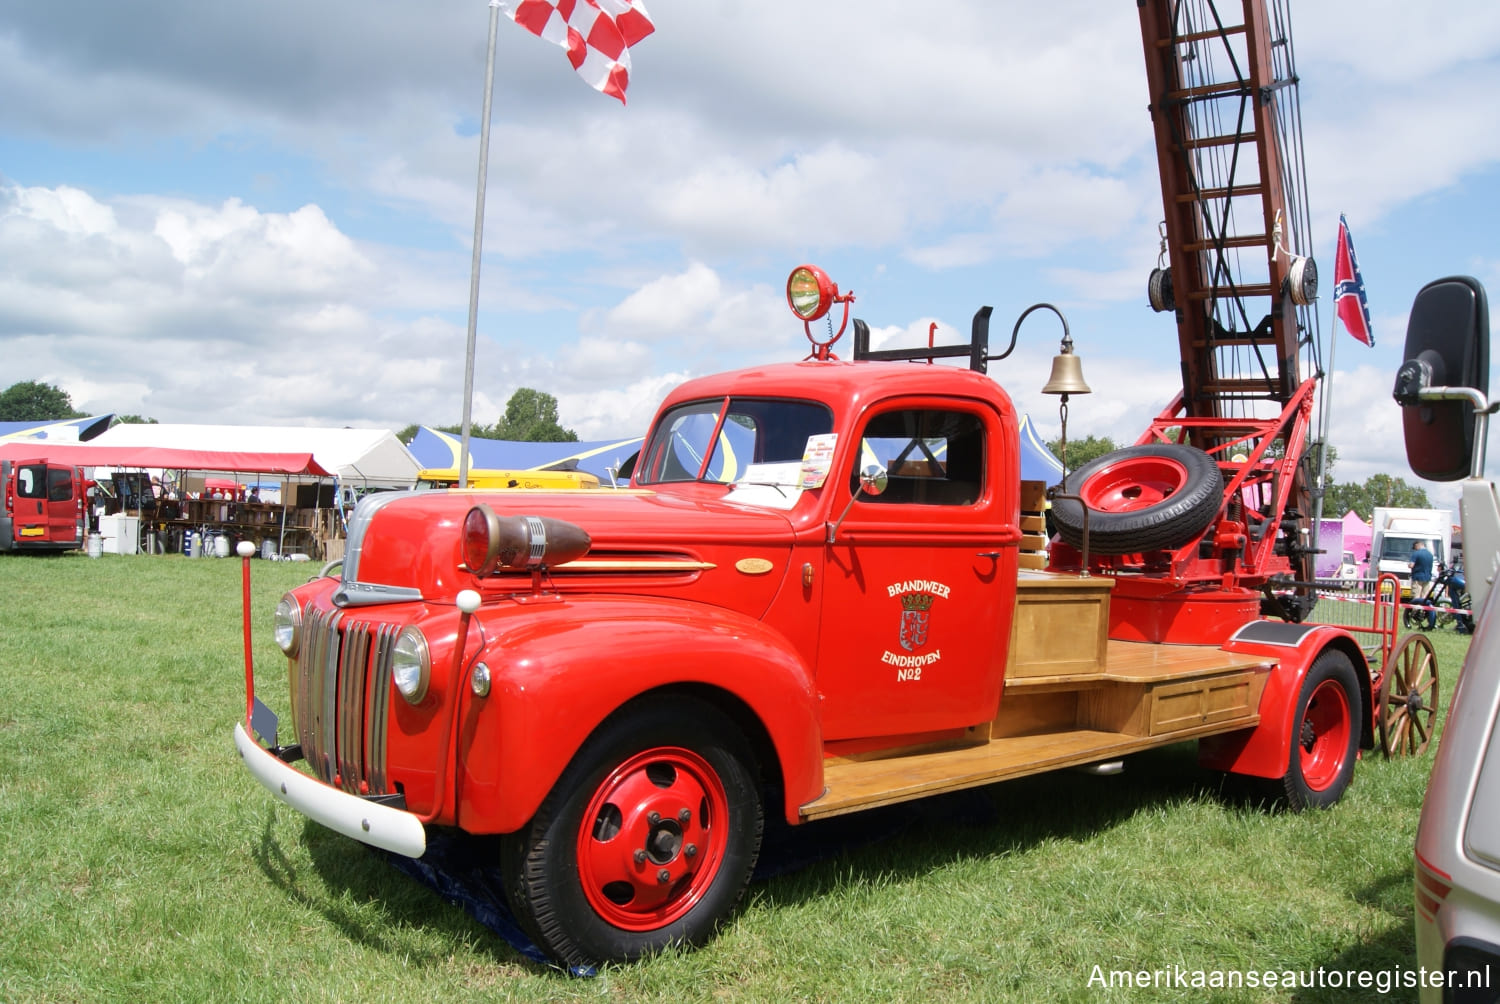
xmin=1394 ymin=276 xmax=1489 ymax=481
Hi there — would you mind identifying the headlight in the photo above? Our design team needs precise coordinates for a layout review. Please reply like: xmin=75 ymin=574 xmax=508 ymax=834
xmin=391 ymin=626 xmax=431 ymax=704
xmin=273 ymin=594 xmax=302 ymax=657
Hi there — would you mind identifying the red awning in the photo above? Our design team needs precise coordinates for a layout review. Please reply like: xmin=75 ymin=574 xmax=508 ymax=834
xmin=0 ymin=443 xmax=332 ymax=476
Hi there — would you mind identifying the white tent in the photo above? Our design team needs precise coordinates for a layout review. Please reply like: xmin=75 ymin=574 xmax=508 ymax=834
xmin=89 ymin=424 xmax=421 ymax=489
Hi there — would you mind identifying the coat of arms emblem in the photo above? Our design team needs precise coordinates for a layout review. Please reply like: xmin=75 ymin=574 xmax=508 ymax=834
xmin=898 ymin=592 xmax=934 ymax=652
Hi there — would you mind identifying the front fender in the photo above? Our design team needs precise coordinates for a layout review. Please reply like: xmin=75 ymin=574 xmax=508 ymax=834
xmin=1197 ymin=621 xmax=1372 ymax=779
xmin=454 ymin=595 xmax=823 ymax=833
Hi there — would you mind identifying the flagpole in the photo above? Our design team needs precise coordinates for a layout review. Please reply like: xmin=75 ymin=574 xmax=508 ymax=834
xmin=1310 ymin=212 xmax=1348 ymax=574
xmin=459 ymin=0 xmax=502 ymax=490
xmin=1313 ymin=280 xmax=1338 ymax=536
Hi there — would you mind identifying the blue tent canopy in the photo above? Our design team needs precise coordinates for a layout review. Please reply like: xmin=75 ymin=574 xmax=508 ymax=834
xmin=0 ymin=415 xmax=114 ymax=443
xmin=407 ymin=428 xmax=644 ymax=484
xmin=1018 ymin=415 xmax=1065 ymax=486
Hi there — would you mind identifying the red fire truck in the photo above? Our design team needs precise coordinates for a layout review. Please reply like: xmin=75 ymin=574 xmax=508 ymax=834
xmin=233 ymin=0 xmax=1403 ymax=968
xmin=0 ymin=458 xmax=88 ymax=553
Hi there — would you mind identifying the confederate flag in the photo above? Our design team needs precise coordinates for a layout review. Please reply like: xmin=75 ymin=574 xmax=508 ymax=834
xmin=1333 ymin=214 xmax=1374 ymax=347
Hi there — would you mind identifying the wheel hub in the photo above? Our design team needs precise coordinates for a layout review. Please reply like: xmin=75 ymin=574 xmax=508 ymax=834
xmin=576 ymin=746 xmax=729 ymax=932
xmin=648 ymin=819 xmax=684 ymax=864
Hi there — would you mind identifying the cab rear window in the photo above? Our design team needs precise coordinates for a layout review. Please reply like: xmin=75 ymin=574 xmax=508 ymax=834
xmin=852 ymin=409 xmax=984 ymax=506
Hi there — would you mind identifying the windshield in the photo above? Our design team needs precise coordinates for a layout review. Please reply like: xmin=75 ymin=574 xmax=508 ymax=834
xmin=1380 ymin=535 xmax=1445 ymax=565
xmin=637 ymin=398 xmax=834 ymax=485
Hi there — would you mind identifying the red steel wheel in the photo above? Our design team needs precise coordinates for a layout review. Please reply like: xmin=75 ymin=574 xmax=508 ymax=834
xmin=1278 ymin=649 xmax=1362 ymax=810
xmin=1299 ymin=677 xmax=1353 ymax=792
xmin=577 ymin=746 xmax=730 ymax=932
xmin=500 ymin=696 xmax=762 ymax=967
xmin=1079 ymin=454 xmax=1191 ymax=513
xmin=1379 ymin=633 xmax=1440 ymax=758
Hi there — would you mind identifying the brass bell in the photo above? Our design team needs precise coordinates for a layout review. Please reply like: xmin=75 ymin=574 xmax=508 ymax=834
xmin=1042 ymin=336 xmax=1091 ymax=396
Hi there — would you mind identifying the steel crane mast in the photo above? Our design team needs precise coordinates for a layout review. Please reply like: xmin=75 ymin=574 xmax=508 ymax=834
xmin=1133 ymin=0 xmax=1323 ymax=597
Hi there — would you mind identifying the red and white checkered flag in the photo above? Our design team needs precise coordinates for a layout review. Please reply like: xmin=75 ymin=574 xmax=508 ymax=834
xmin=497 ymin=0 xmax=654 ymax=104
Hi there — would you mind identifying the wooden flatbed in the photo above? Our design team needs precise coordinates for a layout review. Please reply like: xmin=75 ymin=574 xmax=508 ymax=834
xmin=802 ymin=572 xmax=1276 ymax=821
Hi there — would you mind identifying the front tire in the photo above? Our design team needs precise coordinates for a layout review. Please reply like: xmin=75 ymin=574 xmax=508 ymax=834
xmin=500 ymin=696 xmax=763 ymax=967
xmin=1280 ymin=650 xmax=1361 ymax=810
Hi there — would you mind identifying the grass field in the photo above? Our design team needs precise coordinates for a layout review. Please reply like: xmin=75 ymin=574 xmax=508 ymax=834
xmin=0 ymin=552 xmax=1472 ymax=1002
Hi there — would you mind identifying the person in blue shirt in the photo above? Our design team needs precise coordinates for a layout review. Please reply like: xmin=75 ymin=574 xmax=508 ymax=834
xmin=1410 ymin=540 xmax=1437 ymax=630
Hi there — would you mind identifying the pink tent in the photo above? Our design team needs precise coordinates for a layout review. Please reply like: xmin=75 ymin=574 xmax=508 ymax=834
xmin=1341 ymin=510 xmax=1372 ymax=573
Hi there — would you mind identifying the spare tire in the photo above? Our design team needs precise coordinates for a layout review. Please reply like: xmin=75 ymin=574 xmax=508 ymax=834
xmin=1052 ymin=444 xmax=1222 ymax=555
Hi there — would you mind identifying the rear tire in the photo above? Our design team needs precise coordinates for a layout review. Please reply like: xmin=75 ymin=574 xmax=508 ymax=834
xmin=500 ymin=696 xmax=763 ymax=967
xmin=1279 ymin=650 xmax=1361 ymax=810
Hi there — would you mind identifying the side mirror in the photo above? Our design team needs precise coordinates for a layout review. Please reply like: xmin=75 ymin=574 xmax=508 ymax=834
xmin=826 ymin=463 xmax=889 ymax=543
xmin=1394 ymin=276 xmax=1490 ymax=481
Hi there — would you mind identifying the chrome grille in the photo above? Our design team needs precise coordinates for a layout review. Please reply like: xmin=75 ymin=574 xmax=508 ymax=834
xmin=293 ymin=607 xmax=397 ymax=795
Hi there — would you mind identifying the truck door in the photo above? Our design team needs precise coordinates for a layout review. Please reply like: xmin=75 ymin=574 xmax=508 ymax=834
xmin=45 ymin=465 xmax=80 ymax=544
xmin=815 ymin=400 xmax=1019 ymax=741
xmin=11 ymin=463 xmax=50 ymax=544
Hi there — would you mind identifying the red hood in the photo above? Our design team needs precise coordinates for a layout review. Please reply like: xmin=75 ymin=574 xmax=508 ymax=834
xmin=336 ymin=486 xmax=805 ymax=618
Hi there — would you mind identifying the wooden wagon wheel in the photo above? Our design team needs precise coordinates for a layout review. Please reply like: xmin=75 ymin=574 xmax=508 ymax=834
xmin=1378 ymin=633 xmax=1440 ymax=758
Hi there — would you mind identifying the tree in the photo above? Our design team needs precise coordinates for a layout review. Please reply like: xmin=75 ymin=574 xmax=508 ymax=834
xmin=113 ymin=415 xmax=158 ymax=425
xmin=1324 ymin=474 xmax=1431 ymax=522
xmin=396 ymin=424 xmax=420 ymax=445
xmin=1046 ymin=434 xmax=1118 ymax=472
xmin=0 ymin=381 xmax=84 ymax=422
xmin=491 ymin=388 xmax=577 ymax=443
xmin=430 ymin=389 xmax=578 ymax=443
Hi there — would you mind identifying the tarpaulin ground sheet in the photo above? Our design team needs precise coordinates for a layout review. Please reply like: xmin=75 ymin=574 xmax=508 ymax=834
xmin=384 ymin=788 xmax=1000 ymax=975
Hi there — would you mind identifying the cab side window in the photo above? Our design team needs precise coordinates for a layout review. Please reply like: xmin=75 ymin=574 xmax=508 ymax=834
xmin=853 ymin=409 xmax=984 ymax=505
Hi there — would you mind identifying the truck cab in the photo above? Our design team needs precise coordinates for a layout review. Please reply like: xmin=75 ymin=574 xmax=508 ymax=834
xmin=1 ymin=459 xmax=87 ymax=553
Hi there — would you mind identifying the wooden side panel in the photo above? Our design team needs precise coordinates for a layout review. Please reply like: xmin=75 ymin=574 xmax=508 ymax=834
xmin=1076 ymin=671 xmax=1267 ymax=738
xmin=1007 ymin=575 xmax=1112 ymax=678
xmin=1020 ymin=480 xmax=1047 ymax=514
xmin=1147 ymin=671 xmax=1267 ymax=736
xmin=991 ymin=690 xmax=1080 ymax=738
xmin=1018 ymin=483 xmax=1050 ymax=567
xmin=1077 ymin=683 xmax=1149 ymax=735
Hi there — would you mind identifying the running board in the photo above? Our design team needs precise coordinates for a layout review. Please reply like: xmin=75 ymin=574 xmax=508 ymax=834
xmin=800 ymin=716 xmax=1258 ymax=822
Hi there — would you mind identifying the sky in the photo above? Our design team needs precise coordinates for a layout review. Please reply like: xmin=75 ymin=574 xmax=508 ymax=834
xmin=2 ymin=1 xmax=1499 ymax=513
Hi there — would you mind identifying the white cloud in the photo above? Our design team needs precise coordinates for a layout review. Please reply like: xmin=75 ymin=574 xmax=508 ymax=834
xmin=0 ymin=0 xmax=1495 ymax=511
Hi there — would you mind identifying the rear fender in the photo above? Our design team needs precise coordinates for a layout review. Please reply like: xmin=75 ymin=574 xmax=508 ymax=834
xmin=1197 ymin=621 xmax=1372 ymax=778
xmin=454 ymin=596 xmax=822 ymax=833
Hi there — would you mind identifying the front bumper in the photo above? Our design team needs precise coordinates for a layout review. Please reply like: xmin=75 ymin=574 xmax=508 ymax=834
xmin=234 ymin=721 xmax=427 ymax=858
